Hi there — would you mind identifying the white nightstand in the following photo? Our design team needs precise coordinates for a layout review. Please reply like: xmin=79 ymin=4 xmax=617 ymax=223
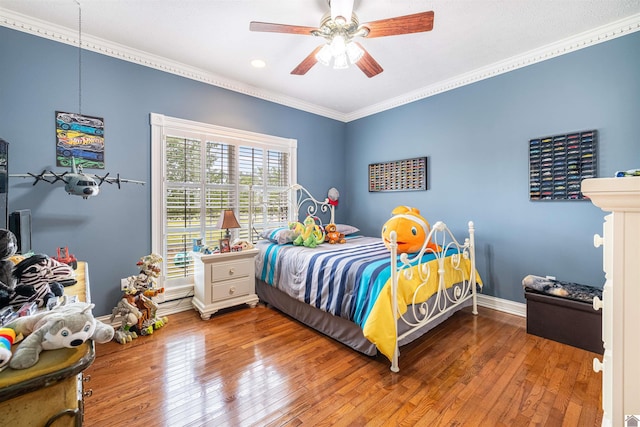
xmin=192 ymin=248 xmax=259 ymax=320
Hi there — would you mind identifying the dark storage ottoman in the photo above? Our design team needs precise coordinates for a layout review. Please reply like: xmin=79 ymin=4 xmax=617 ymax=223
xmin=525 ymin=289 xmax=603 ymax=354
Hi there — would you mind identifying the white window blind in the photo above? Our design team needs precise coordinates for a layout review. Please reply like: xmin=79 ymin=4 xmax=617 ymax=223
xmin=151 ymin=114 xmax=297 ymax=289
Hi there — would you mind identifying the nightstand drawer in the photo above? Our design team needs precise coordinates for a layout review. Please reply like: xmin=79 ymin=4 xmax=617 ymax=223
xmin=211 ymin=278 xmax=253 ymax=302
xmin=210 ymin=260 xmax=251 ymax=283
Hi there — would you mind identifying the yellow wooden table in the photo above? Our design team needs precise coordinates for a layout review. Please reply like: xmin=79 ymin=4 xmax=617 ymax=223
xmin=0 ymin=262 xmax=94 ymax=426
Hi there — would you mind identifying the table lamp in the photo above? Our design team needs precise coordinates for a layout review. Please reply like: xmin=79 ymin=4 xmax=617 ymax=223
xmin=217 ymin=209 xmax=241 ymax=239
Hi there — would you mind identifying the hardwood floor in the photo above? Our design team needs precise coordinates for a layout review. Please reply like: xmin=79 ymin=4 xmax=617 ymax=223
xmin=83 ymin=304 xmax=602 ymax=426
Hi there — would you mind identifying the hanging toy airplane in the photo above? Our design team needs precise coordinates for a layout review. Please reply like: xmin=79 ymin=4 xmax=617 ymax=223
xmin=10 ymin=157 xmax=145 ymax=199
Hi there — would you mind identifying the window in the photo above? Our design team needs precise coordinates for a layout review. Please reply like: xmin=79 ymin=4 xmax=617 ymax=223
xmin=151 ymin=114 xmax=297 ymax=290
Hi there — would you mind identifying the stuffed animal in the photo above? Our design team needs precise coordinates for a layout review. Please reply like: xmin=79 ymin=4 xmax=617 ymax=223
xmin=326 ymin=187 xmax=339 ymax=207
xmin=381 ymin=206 xmax=441 ymax=254
xmin=6 ymin=301 xmax=114 ymax=369
xmin=0 ymin=229 xmax=18 ymax=305
xmin=289 ymin=221 xmax=304 ymax=239
xmin=324 ymin=223 xmax=346 ymax=244
xmin=0 ymin=327 xmax=16 ymax=370
xmin=231 ymin=239 xmax=254 ymax=250
xmin=293 ymin=215 xmax=325 ymax=248
xmin=6 ymin=254 xmax=72 ymax=310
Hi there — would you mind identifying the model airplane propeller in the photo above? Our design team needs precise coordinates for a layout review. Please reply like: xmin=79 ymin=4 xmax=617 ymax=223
xmin=11 ymin=157 xmax=145 ymax=199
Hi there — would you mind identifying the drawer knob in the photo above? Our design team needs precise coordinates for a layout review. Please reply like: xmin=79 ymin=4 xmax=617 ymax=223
xmin=592 ymin=296 xmax=603 ymax=311
xmin=83 ymin=375 xmax=91 ymax=382
xmin=593 ymin=234 xmax=604 ymax=248
xmin=229 ymin=286 xmax=236 ymax=295
xmin=228 ymin=268 xmax=235 ymax=276
xmin=593 ymin=358 xmax=603 ymax=373
xmin=83 ymin=389 xmax=93 ymax=398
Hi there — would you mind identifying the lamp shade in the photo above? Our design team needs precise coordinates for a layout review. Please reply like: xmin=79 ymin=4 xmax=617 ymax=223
xmin=216 ymin=209 xmax=241 ymax=231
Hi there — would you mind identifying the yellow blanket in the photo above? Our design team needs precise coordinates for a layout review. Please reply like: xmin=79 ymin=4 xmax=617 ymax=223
xmin=362 ymin=256 xmax=481 ymax=361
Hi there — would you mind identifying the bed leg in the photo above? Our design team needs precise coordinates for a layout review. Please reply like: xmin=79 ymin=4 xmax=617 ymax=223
xmin=391 ymin=349 xmax=399 ymax=373
xmin=469 ymin=220 xmax=478 ymax=316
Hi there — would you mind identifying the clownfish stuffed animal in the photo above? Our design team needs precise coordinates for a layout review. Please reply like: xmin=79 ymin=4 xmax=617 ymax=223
xmin=381 ymin=206 xmax=441 ymax=254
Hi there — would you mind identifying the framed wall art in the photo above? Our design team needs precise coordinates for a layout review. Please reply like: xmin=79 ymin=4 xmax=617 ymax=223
xmin=369 ymin=156 xmax=427 ymax=192
xmin=55 ymin=111 xmax=105 ymax=169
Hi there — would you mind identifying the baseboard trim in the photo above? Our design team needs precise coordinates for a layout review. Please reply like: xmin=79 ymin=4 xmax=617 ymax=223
xmin=477 ymin=294 xmax=526 ymax=317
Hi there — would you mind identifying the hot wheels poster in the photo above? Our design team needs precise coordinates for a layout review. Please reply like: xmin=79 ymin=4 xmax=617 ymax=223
xmin=55 ymin=111 xmax=105 ymax=169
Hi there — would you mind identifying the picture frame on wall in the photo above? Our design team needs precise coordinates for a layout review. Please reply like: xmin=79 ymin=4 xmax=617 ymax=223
xmin=55 ymin=111 xmax=105 ymax=169
xmin=219 ymin=238 xmax=230 ymax=253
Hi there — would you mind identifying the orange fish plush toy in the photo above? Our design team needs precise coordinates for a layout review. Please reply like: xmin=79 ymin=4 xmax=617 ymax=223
xmin=381 ymin=206 xmax=441 ymax=254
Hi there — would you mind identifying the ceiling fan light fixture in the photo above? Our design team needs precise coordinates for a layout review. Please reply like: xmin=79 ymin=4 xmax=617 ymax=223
xmin=345 ymin=41 xmax=363 ymax=63
xmin=316 ymin=44 xmax=332 ymax=66
xmin=330 ymin=34 xmax=346 ymax=56
xmin=333 ymin=52 xmax=349 ymax=69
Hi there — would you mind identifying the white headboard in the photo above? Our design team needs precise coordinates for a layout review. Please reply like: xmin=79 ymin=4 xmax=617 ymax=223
xmin=248 ymin=184 xmax=336 ymax=240
xmin=288 ymin=184 xmax=336 ymax=225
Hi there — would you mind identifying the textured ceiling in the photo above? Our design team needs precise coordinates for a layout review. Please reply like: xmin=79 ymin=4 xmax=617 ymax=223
xmin=1 ymin=0 xmax=639 ymax=121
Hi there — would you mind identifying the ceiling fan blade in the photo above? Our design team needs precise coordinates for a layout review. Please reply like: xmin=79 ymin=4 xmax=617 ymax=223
xmin=291 ymin=45 xmax=324 ymax=75
xmin=250 ymin=21 xmax=318 ymax=36
xmin=362 ymin=11 xmax=434 ymax=38
xmin=353 ymin=42 xmax=383 ymax=78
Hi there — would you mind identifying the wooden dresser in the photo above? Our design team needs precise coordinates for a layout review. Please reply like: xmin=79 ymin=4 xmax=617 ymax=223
xmin=0 ymin=262 xmax=94 ymax=426
xmin=582 ymin=177 xmax=640 ymax=426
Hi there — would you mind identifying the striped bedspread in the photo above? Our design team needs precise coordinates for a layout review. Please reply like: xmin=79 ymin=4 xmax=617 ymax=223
xmin=255 ymin=236 xmax=477 ymax=360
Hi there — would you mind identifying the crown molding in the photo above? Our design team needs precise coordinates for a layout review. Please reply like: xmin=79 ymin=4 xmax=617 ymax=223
xmin=2 ymin=8 xmax=639 ymax=123
xmin=0 ymin=7 xmax=345 ymax=121
xmin=345 ymin=13 xmax=640 ymax=122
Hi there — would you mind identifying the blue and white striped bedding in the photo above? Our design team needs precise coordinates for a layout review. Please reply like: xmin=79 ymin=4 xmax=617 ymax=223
xmin=255 ymin=236 xmax=457 ymax=329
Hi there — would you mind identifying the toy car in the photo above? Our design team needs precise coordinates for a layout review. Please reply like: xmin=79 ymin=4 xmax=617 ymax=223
xmin=54 ymin=247 xmax=78 ymax=270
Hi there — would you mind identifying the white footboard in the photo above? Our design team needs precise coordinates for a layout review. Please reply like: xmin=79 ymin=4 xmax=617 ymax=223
xmin=389 ymin=221 xmax=478 ymax=372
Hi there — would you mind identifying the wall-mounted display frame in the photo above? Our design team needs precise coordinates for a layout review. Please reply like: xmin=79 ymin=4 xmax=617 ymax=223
xmin=55 ymin=111 xmax=105 ymax=169
xmin=369 ymin=156 xmax=427 ymax=192
xmin=529 ymin=130 xmax=597 ymax=201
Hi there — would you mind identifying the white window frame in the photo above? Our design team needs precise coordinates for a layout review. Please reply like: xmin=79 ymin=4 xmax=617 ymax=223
xmin=150 ymin=113 xmax=297 ymax=291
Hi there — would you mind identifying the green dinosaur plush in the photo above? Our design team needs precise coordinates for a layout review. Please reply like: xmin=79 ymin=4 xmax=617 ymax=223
xmin=7 ymin=301 xmax=114 ymax=369
xmin=293 ymin=215 xmax=325 ymax=248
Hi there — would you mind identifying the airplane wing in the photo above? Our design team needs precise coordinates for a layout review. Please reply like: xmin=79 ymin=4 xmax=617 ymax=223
xmin=92 ymin=173 xmax=145 ymax=188
xmin=10 ymin=171 xmax=68 ymax=185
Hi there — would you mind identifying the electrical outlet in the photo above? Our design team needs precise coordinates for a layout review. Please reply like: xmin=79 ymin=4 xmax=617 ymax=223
xmin=120 ymin=278 xmax=129 ymax=291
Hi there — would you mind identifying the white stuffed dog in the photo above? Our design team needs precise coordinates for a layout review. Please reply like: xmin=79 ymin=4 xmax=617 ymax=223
xmin=7 ymin=301 xmax=114 ymax=369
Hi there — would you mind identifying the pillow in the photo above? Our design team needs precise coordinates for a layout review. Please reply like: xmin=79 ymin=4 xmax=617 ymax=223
xmin=335 ymin=224 xmax=360 ymax=236
xmin=259 ymin=227 xmax=298 ymax=245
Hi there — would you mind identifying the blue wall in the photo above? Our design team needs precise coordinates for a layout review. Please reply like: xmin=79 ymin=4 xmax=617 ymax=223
xmin=2 ymin=25 xmax=639 ymax=315
xmin=0 ymin=27 xmax=346 ymax=316
xmin=344 ymin=31 xmax=640 ymax=303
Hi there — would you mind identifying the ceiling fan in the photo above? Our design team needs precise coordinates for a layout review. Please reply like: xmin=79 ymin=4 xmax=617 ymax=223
xmin=249 ymin=0 xmax=434 ymax=78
